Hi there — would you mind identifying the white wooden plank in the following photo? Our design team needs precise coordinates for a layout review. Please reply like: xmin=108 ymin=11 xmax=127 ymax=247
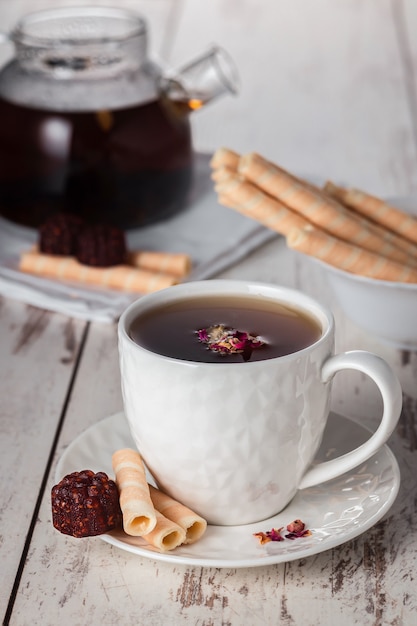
xmin=169 ymin=0 xmax=417 ymax=196
xmin=0 ymin=298 xmax=86 ymax=615
xmin=8 ymin=314 xmax=124 ymax=623
xmin=399 ymin=0 xmax=417 ymax=136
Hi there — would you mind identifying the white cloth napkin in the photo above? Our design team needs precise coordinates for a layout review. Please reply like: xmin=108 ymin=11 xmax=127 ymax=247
xmin=0 ymin=154 xmax=276 ymax=322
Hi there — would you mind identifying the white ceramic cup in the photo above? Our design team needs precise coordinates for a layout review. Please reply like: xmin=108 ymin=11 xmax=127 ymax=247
xmin=118 ymin=280 xmax=402 ymax=526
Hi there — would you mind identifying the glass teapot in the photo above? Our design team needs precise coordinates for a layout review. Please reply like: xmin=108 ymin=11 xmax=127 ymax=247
xmin=0 ymin=6 xmax=238 ymax=229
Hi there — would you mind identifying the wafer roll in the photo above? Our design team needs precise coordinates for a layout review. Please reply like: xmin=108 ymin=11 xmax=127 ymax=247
xmin=109 ymin=513 xmax=186 ymax=552
xmin=325 ymin=209 xmax=417 ymax=268
xmin=237 ymin=151 xmax=322 ymax=194
xmin=112 ymin=449 xmax=157 ymax=536
xmin=210 ymin=147 xmax=240 ymax=171
xmin=140 ymin=510 xmax=186 ymax=552
xmin=215 ymin=174 xmax=311 ymax=235
xmin=344 ymin=208 xmax=417 ymax=264
xmin=19 ymin=250 xmax=177 ymax=293
xmin=211 ymin=164 xmax=237 ymax=183
xmin=238 ymin=152 xmax=415 ymax=265
xmin=128 ymin=250 xmax=191 ymax=278
xmin=149 ymin=486 xmax=207 ymax=544
xmin=324 ymin=181 xmax=417 ymax=247
xmin=287 ymin=225 xmax=417 ymax=282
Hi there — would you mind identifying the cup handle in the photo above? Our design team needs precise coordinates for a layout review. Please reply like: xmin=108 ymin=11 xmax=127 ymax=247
xmin=298 ymin=350 xmax=402 ymax=490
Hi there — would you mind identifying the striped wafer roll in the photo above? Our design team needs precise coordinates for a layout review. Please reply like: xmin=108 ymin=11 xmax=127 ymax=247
xmin=323 ymin=207 xmax=417 ymax=268
xmin=128 ymin=250 xmax=191 ymax=278
xmin=211 ymin=164 xmax=237 ymax=183
xmin=210 ymin=147 xmax=240 ymax=170
xmin=217 ymin=193 xmax=239 ymax=209
xmin=149 ymin=486 xmax=207 ymax=545
xmin=324 ymin=181 xmax=417 ymax=248
xmin=238 ymin=153 xmax=414 ymax=266
xmin=287 ymin=225 xmax=417 ymax=283
xmin=347 ymin=209 xmax=417 ymax=265
xmin=215 ymin=173 xmax=311 ymax=236
xmin=19 ymin=250 xmax=177 ymax=293
xmin=140 ymin=510 xmax=186 ymax=552
xmin=112 ymin=449 xmax=157 ymax=536
xmin=237 ymin=151 xmax=322 ymax=194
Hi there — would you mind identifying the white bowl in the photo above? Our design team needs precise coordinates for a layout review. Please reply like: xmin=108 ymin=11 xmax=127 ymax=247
xmin=317 ymin=196 xmax=417 ymax=349
xmin=322 ymin=263 xmax=417 ymax=348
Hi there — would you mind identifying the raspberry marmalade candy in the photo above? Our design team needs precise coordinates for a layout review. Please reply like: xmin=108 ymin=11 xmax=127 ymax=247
xmin=51 ymin=470 xmax=122 ymax=538
xmin=39 ymin=212 xmax=85 ymax=256
xmin=39 ymin=215 xmax=127 ymax=267
xmin=75 ymin=223 xmax=127 ymax=267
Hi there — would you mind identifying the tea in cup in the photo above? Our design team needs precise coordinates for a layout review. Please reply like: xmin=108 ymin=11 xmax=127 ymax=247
xmin=118 ymin=280 xmax=402 ymax=525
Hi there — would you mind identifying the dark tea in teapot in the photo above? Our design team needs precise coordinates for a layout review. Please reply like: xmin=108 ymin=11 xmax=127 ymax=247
xmin=0 ymin=7 xmax=238 ymax=230
xmin=0 ymin=96 xmax=192 ymax=229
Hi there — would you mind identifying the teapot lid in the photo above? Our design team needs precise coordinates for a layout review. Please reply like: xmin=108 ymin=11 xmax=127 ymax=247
xmin=0 ymin=7 xmax=161 ymax=111
xmin=11 ymin=6 xmax=148 ymax=77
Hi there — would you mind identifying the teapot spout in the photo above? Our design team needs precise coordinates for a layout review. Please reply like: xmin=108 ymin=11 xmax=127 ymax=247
xmin=161 ymin=45 xmax=239 ymax=112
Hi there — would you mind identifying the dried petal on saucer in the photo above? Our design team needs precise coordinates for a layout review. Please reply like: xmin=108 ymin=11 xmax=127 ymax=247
xmin=254 ymin=519 xmax=312 ymax=544
xmin=285 ymin=519 xmax=312 ymax=539
xmin=254 ymin=527 xmax=284 ymax=544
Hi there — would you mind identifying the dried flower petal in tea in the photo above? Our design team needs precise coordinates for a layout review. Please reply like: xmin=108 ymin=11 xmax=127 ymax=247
xmin=197 ymin=324 xmax=265 ymax=361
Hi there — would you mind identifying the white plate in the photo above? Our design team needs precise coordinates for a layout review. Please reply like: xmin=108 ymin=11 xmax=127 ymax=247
xmin=55 ymin=411 xmax=400 ymax=569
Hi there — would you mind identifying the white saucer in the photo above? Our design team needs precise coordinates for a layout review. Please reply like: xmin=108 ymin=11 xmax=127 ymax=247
xmin=55 ymin=411 xmax=400 ymax=569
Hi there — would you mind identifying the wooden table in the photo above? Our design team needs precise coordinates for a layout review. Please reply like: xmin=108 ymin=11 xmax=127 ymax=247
xmin=1 ymin=1 xmax=417 ymax=625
